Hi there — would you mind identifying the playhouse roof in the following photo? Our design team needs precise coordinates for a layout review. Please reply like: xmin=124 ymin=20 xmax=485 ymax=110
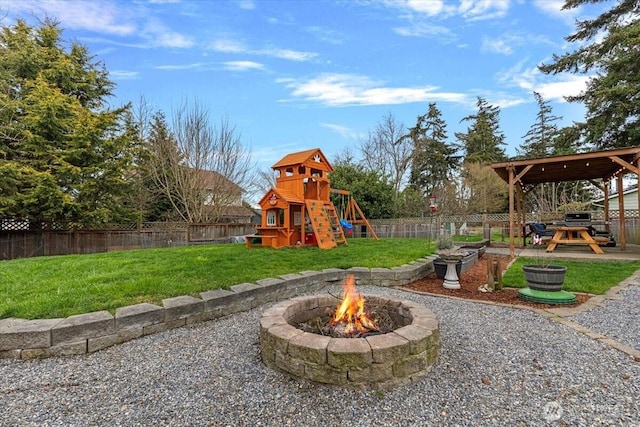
xmin=271 ymin=148 xmax=333 ymax=172
xmin=258 ymin=187 xmax=304 ymax=206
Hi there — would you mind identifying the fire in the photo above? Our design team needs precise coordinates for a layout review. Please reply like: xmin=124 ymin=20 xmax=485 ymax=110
xmin=331 ymin=275 xmax=379 ymax=336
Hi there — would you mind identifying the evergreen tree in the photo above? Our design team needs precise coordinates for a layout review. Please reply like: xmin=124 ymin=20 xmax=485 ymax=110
xmin=518 ymin=93 xmax=592 ymax=213
xmin=518 ymin=92 xmax=562 ymax=159
xmin=456 ymin=97 xmax=507 ymax=164
xmin=0 ymin=19 xmax=138 ymax=226
xmin=408 ymin=103 xmax=460 ymax=203
xmin=539 ymin=0 xmax=640 ymax=149
xmin=141 ymin=112 xmax=179 ymax=221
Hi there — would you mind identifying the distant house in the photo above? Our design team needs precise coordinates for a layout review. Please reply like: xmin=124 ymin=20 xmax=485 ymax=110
xmin=197 ymin=169 xmax=254 ymax=223
xmin=593 ymin=185 xmax=638 ymax=211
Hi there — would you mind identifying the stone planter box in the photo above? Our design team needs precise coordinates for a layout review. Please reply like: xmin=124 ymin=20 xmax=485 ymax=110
xmin=460 ymin=245 xmax=486 ymax=258
xmin=433 ymin=250 xmax=478 ymax=279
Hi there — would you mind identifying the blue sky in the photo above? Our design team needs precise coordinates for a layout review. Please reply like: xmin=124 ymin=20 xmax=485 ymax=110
xmin=4 ymin=0 xmax=604 ymax=170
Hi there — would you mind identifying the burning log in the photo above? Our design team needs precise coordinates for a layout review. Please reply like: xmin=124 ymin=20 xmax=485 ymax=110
xmin=330 ymin=275 xmax=380 ymax=337
xmin=295 ymin=275 xmax=400 ymax=338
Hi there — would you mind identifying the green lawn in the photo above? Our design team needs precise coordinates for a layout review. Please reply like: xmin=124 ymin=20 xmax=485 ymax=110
xmin=2 ymin=239 xmax=639 ymax=320
xmin=0 ymin=238 xmax=433 ymax=320
xmin=502 ymin=257 xmax=640 ymax=294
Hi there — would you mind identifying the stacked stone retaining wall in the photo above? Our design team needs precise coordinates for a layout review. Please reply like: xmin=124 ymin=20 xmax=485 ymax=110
xmin=0 ymin=256 xmax=435 ymax=359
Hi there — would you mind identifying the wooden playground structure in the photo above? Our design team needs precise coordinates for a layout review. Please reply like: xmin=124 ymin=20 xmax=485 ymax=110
xmin=247 ymin=148 xmax=378 ymax=249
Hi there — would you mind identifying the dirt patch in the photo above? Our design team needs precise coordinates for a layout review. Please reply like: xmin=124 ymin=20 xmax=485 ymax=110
xmin=402 ymin=255 xmax=592 ymax=309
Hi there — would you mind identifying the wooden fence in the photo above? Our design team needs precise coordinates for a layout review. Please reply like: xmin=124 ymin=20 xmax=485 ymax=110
xmin=369 ymin=211 xmax=640 ymax=245
xmin=0 ymin=222 xmax=256 ymax=260
xmin=2 ymin=210 xmax=639 ymax=260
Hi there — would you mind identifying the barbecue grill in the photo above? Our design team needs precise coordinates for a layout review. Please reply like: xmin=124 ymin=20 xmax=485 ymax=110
xmin=562 ymin=212 xmax=616 ymax=247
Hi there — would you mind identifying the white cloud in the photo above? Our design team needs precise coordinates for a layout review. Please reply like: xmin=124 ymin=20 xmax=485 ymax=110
xmin=237 ymin=0 xmax=256 ymax=10
xmin=211 ymin=39 xmax=318 ymax=62
xmin=277 ymin=73 xmax=467 ymax=106
xmin=496 ymin=59 xmax=590 ymax=102
xmin=155 ymin=63 xmax=208 ymax=71
xmin=7 ymin=0 xmax=194 ymax=49
xmin=536 ymin=75 xmax=590 ymax=102
xmin=488 ymin=94 xmax=527 ymax=109
xmin=109 ymin=70 xmax=140 ymax=80
xmin=6 ymin=0 xmax=136 ymax=35
xmin=256 ymin=47 xmax=318 ymax=62
xmin=155 ymin=60 xmax=265 ymax=73
xmin=532 ymin=0 xmax=588 ymax=27
xmin=482 ymin=31 xmax=554 ymax=55
xmin=382 ymin=0 xmax=455 ymax=17
xmin=211 ymin=39 xmax=248 ymax=53
xmin=482 ymin=37 xmax=514 ymax=55
xmin=141 ymin=19 xmax=194 ymax=48
xmin=306 ymin=26 xmax=344 ymax=45
xmin=531 ymin=0 xmax=566 ymax=18
xmin=394 ymin=22 xmax=455 ymax=39
xmin=386 ymin=0 xmax=507 ymax=39
xmin=496 ymin=59 xmax=538 ymax=91
xmin=402 ymin=0 xmax=446 ymax=16
xmin=320 ymin=123 xmax=360 ymax=140
xmin=458 ymin=0 xmax=510 ymax=21
xmin=223 ymin=61 xmax=265 ymax=71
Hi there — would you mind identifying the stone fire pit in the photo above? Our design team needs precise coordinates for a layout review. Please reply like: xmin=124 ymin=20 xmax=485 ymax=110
xmin=260 ymin=294 xmax=440 ymax=388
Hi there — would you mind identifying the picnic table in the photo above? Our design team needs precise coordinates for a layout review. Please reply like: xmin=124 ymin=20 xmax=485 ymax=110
xmin=545 ymin=226 xmax=605 ymax=254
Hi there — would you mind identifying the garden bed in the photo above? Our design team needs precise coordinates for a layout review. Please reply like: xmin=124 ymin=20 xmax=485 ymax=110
xmin=405 ymin=255 xmax=592 ymax=309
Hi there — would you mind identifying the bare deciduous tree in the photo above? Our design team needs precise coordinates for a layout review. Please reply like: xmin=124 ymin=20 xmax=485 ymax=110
xmin=250 ymin=168 xmax=277 ymax=200
xmin=150 ymin=100 xmax=252 ymax=223
xmin=358 ymin=113 xmax=412 ymax=203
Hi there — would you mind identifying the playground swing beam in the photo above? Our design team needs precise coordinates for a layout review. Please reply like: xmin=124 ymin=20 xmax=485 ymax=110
xmin=330 ymin=188 xmax=379 ymax=240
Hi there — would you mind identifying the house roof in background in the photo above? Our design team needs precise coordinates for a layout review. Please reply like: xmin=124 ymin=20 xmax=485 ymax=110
xmin=491 ymin=147 xmax=640 ymax=186
xmin=196 ymin=169 xmax=244 ymax=194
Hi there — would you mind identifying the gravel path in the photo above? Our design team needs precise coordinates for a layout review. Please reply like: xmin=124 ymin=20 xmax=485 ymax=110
xmin=1 ymin=285 xmax=639 ymax=427
xmin=569 ymin=278 xmax=640 ymax=351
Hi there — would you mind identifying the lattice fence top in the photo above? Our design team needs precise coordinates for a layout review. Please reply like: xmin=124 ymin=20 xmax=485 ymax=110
xmin=367 ymin=211 xmax=633 ymax=226
xmin=2 ymin=210 xmax=636 ymax=232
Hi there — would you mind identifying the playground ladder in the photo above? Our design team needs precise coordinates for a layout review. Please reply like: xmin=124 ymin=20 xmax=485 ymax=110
xmin=305 ymin=200 xmax=347 ymax=249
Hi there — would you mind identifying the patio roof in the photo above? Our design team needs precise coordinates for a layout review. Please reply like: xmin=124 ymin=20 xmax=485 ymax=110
xmin=490 ymin=146 xmax=640 ymax=255
xmin=490 ymin=147 xmax=640 ymax=187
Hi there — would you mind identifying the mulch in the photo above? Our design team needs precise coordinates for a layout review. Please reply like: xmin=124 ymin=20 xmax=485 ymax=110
xmin=402 ymin=255 xmax=592 ymax=309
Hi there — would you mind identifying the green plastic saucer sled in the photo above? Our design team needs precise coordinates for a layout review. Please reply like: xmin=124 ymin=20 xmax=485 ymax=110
xmin=518 ymin=287 xmax=576 ymax=305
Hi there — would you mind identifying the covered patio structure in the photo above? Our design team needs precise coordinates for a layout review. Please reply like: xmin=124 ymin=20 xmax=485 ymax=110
xmin=490 ymin=147 xmax=640 ymax=257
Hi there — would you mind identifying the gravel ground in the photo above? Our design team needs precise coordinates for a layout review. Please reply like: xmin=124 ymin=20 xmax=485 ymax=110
xmin=1 ymin=285 xmax=639 ymax=427
xmin=569 ymin=278 xmax=640 ymax=351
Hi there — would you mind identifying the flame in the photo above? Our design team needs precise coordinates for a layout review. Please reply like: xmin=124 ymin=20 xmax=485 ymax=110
xmin=331 ymin=275 xmax=379 ymax=336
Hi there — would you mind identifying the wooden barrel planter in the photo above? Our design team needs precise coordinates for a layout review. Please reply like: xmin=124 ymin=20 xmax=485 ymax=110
xmin=522 ymin=265 xmax=567 ymax=292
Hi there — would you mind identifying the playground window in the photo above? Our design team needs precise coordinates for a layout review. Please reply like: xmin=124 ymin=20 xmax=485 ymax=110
xmin=266 ymin=210 xmax=277 ymax=226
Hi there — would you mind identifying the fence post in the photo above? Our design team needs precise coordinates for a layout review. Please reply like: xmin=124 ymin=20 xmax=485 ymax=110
xmin=73 ymin=227 xmax=80 ymax=254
